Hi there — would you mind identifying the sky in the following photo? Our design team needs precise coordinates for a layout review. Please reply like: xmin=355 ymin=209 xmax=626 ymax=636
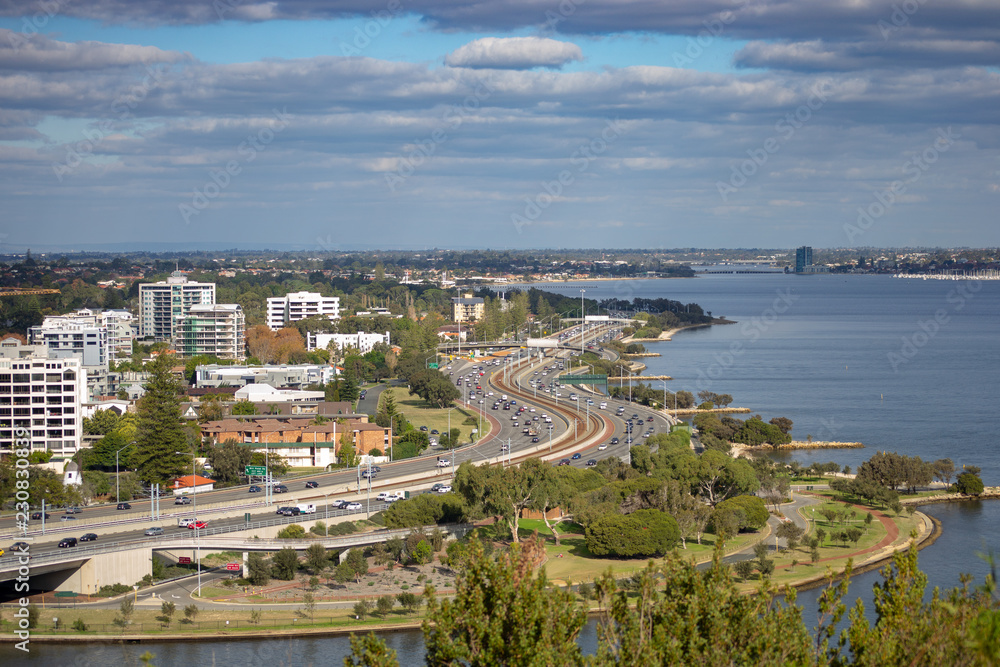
xmin=1 ymin=0 xmax=998 ymax=252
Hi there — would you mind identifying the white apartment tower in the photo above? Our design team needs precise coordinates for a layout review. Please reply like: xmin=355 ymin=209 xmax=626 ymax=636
xmin=174 ymin=304 xmax=246 ymax=360
xmin=266 ymin=291 xmax=340 ymax=330
xmin=139 ymin=272 xmax=216 ymax=341
xmin=0 ymin=338 xmax=86 ymax=456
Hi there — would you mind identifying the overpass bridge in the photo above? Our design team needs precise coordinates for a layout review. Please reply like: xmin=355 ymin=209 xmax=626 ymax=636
xmin=0 ymin=519 xmax=472 ymax=594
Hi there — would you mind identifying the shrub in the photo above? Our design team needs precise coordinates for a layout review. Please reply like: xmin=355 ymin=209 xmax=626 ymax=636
xmin=585 ymin=509 xmax=680 ymax=558
xmin=714 ymin=495 xmax=769 ymax=531
xmin=72 ymin=618 xmax=88 ymax=632
xmin=277 ymin=524 xmax=306 ymax=539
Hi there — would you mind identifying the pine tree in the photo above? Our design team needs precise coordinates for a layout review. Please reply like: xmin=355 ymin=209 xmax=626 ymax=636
xmin=134 ymin=355 xmax=187 ymax=484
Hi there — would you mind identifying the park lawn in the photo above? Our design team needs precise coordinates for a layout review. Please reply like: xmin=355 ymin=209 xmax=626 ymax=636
xmin=517 ymin=518 xmax=584 ymax=538
xmin=385 ymin=388 xmax=489 ymax=443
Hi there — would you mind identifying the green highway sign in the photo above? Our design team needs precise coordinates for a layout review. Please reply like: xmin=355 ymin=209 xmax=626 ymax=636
xmin=245 ymin=465 xmax=266 ymax=476
xmin=560 ymin=374 xmax=608 ymax=385
xmin=428 ymin=363 xmax=439 ymax=369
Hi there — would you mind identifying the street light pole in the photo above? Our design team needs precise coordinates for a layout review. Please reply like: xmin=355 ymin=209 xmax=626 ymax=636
xmin=580 ymin=289 xmax=586 ymax=357
xmin=175 ymin=451 xmax=201 ymax=598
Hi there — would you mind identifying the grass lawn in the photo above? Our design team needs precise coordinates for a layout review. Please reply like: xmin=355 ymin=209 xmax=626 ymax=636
xmin=386 ymin=387 xmax=490 ymax=443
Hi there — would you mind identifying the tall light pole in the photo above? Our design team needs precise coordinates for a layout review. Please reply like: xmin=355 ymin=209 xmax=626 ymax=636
xmin=580 ymin=289 xmax=586 ymax=357
xmin=115 ymin=442 xmax=133 ymax=503
xmin=175 ymin=451 xmax=200 ymax=598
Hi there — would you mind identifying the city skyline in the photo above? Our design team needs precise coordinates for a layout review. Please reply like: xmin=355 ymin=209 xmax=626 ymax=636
xmin=1 ymin=1 xmax=998 ymax=250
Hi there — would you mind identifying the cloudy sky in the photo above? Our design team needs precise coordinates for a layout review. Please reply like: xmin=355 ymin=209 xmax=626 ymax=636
xmin=1 ymin=0 xmax=998 ymax=251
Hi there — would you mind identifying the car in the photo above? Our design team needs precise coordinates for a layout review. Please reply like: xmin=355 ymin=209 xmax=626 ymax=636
xmin=598 ymin=443 xmax=608 ymax=451
xmin=249 ymin=485 xmax=262 ymax=493
xmin=430 ymin=429 xmax=439 ymax=434
xmin=586 ymin=459 xmax=598 ymax=467
xmin=175 ymin=496 xmax=192 ymax=505
xmin=279 ymin=507 xmax=301 ymax=516
xmin=430 ymin=483 xmax=446 ymax=493
xmin=79 ymin=533 xmax=98 ymax=542
xmin=330 ymin=499 xmax=348 ymax=509
xmin=10 ymin=541 xmax=29 ymax=552
xmin=274 ymin=485 xmax=289 ymax=493
xmin=558 ymin=459 xmax=571 ymax=466
xmin=571 ymin=452 xmax=582 ymax=460
xmin=345 ymin=502 xmax=363 ymax=511
xmin=610 ymin=437 xmax=619 ymax=445
xmin=437 ymin=459 xmax=450 ymax=467
xmin=178 ymin=518 xmax=196 ymax=527
xmin=30 ymin=512 xmax=50 ymax=520
xmin=144 ymin=527 xmax=164 ymax=536
xmin=305 ymin=481 xmax=319 ymax=489
xmin=188 ymin=521 xmax=208 ymax=530
xmin=420 ymin=425 xmax=428 ymax=431
xmin=58 ymin=538 xmax=78 ymax=548
xmin=361 ymin=470 xmax=377 ymax=479
xmin=372 ymin=466 xmax=382 ymax=473
xmin=60 ymin=515 xmax=77 ymax=521
xmin=435 ymin=484 xmax=452 ymax=494
xmin=116 ymin=502 xmax=131 ymax=510
xmin=531 ymin=437 xmax=540 ymax=443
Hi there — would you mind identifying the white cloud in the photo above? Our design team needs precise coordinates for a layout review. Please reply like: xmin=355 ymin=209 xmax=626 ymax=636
xmin=445 ymin=37 xmax=582 ymax=70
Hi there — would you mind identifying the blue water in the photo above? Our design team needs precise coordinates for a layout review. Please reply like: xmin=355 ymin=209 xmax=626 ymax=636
xmin=4 ymin=273 xmax=997 ymax=664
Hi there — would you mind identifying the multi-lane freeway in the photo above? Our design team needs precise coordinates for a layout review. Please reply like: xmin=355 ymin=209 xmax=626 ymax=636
xmin=0 ymin=321 xmax=679 ymax=573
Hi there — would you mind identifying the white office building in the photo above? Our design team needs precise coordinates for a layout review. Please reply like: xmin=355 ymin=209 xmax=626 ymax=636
xmin=0 ymin=337 xmax=86 ymax=457
xmin=266 ymin=291 xmax=340 ymax=330
xmin=174 ymin=304 xmax=246 ymax=360
xmin=306 ymin=331 xmax=390 ymax=354
xmin=139 ymin=272 xmax=216 ymax=341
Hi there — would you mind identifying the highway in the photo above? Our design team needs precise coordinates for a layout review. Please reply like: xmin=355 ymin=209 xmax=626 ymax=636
xmin=0 ymin=320 xmax=679 ymax=573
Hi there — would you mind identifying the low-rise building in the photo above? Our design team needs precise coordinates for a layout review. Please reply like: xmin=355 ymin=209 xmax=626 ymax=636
xmin=306 ymin=331 xmax=390 ymax=354
xmin=452 ymin=293 xmax=485 ymax=322
xmin=266 ymin=291 xmax=340 ymax=330
xmin=194 ymin=363 xmax=337 ymax=389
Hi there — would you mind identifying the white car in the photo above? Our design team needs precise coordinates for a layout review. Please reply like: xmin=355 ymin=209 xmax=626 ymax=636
xmin=598 ymin=443 xmax=608 ymax=451
xmin=437 ymin=459 xmax=450 ymax=467
xmin=345 ymin=502 xmax=363 ymax=511
xmin=435 ymin=484 xmax=453 ymax=494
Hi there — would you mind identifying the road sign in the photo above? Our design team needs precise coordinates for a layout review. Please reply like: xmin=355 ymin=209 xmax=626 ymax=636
xmin=225 ymin=563 xmax=241 ymax=572
xmin=560 ymin=374 xmax=608 ymax=385
xmin=178 ymin=556 xmax=191 ymax=564
xmin=428 ymin=363 xmax=439 ymax=369
xmin=245 ymin=465 xmax=266 ymax=476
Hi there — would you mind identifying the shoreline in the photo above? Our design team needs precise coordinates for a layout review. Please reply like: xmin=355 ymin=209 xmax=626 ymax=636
xmin=621 ymin=320 xmax=730 ymax=344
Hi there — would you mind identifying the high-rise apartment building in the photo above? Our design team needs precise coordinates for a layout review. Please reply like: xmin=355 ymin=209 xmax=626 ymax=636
xmin=266 ymin=291 xmax=340 ymax=330
xmin=0 ymin=338 xmax=86 ymax=456
xmin=138 ymin=272 xmax=215 ymax=341
xmin=795 ymin=246 xmax=813 ymax=273
xmin=452 ymin=294 xmax=485 ymax=322
xmin=174 ymin=304 xmax=246 ymax=360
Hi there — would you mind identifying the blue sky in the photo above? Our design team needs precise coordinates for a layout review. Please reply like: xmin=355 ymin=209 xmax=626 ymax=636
xmin=0 ymin=1 xmax=998 ymax=251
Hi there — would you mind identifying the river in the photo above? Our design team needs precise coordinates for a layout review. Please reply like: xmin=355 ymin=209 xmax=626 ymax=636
xmin=4 ymin=272 xmax=998 ymax=664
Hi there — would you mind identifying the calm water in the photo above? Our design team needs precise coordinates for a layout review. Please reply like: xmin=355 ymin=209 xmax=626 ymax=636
xmin=5 ymin=273 xmax=998 ymax=664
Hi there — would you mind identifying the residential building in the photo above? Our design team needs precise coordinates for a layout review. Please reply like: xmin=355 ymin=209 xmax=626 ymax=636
xmin=138 ymin=272 xmax=216 ymax=341
xmin=201 ymin=417 xmax=391 ymax=467
xmin=194 ymin=363 xmax=337 ymax=389
xmin=452 ymin=293 xmax=485 ymax=322
xmin=29 ymin=318 xmax=108 ymax=370
xmin=0 ymin=337 xmax=86 ymax=457
xmin=266 ymin=291 xmax=340 ymax=330
xmin=234 ymin=383 xmax=324 ymax=403
xmin=174 ymin=303 xmax=246 ymax=360
xmin=30 ymin=308 xmax=135 ymax=363
xmin=98 ymin=309 xmax=135 ymax=360
xmin=436 ymin=325 xmax=469 ymax=342
xmin=306 ymin=331 xmax=390 ymax=354
xmin=171 ymin=474 xmax=216 ymax=496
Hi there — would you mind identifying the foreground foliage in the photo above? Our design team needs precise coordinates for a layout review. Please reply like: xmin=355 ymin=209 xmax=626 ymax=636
xmin=348 ymin=536 xmax=1000 ymax=667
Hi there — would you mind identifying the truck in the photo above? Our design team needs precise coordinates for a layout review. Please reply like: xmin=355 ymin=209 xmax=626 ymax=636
xmin=295 ymin=503 xmax=316 ymax=514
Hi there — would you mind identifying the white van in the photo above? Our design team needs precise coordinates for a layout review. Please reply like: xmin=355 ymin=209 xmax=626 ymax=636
xmin=296 ymin=503 xmax=316 ymax=514
xmin=600 ymin=402 xmax=608 ymax=409
xmin=501 ymin=394 xmax=508 ymax=401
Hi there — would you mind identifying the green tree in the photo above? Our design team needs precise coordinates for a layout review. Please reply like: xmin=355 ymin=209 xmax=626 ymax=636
xmin=714 ymin=495 xmax=769 ymax=531
xmin=344 ymin=632 xmax=398 ymax=667
xmin=272 ymin=547 xmax=299 ymax=580
xmin=134 ymin=355 xmax=187 ymax=484
xmin=585 ymin=509 xmax=680 ymax=558
xmin=338 ymin=434 xmax=360 ymax=468
xmin=230 ymin=399 xmax=258 ymax=415
xmin=156 ymin=601 xmax=176 ymax=628
xmin=396 ymin=591 xmax=422 ymax=615
xmin=345 ymin=548 xmax=369 ymax=583
xmin=375 ymin=595 xmax=394 ymax=619
xmin=734 ymin=560 xmax=755 ymax=582
xmin=183 ymin=604 xmax=198 ymax=624
xmin=955 ymin=471 xmax=985 ymax=496
xmin=247 ymin=552 xmax=271 ymax=586
xmin=421 ymin=538 xmax=586 ymax=666
xmin=306 ymin=543 xmax=329 ymax=573
xmin=353 ymin=599 xmax=373 ymax=620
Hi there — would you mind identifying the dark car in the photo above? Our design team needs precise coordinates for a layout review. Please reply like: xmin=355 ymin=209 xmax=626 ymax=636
xmin=610 ymin=437 xmax=619 ymax=445
xmin=430 ymin=429 xmax=439 ymax=434
xmin=274 ymin=485 xmax=289 ymax=494
xmin=249 ymin=485 xmax=262 ymax=493
xmin=175 ymin=496 xmax=191 ymax=505
xmin=10 ymin=541 xmax=29 ymax=552
xmin=371 ymin=465 xmax=381 ymax=473
xmin=79 ymin=533 xmax=98 ymax=542
xmin=558 ymin=459 xmax=571 ymax=466
xmin=586 ymin=459 xmax=598 ymax=467
xmin=330 ymin=499 xmax=348 ymax=509
xmin=116 ymin=502 xmax=131 ymax=510
xmin=30 ymin=512 xmax=49 ymax=521
xmin=58 ymin=537 xmax=78 ymax=548
xmin=280 ymin=507 xmax=301 ymax=516
xmin=531 ymin=437 xmax=540 ymax=443
xmin=571 ymin=452 xmax=582 ymax=460
xmin=305 ymin=481 xmax=319 ymax=489
xmin=420 ymin=425 xmax=428 ymax=431
xmin=276 ymin=506 xmax=292 ymax=515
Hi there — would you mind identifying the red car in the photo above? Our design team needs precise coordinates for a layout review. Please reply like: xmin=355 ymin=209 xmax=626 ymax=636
xmin=187 ymin=521 xmax=207 ymax=530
